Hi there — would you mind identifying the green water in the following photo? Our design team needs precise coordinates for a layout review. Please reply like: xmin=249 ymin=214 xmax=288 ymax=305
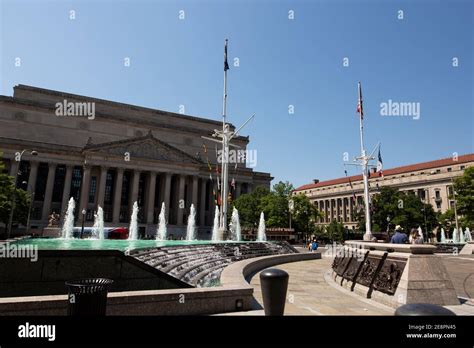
xmin=13 ymin=238 xmax=239 ymax=251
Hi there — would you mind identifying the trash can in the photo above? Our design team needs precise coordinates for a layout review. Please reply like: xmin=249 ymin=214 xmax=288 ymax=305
xmin=65 ymin=278 xmax=114 ymax=316
xmin=395 ymin=303 xmax=456 ymax=316
xmin=260 ymin=268 xmax=289 ymax=316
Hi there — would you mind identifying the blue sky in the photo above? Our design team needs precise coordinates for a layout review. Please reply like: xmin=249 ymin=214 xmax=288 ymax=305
xmin=1 ymin=0 xmax=472 ymax=188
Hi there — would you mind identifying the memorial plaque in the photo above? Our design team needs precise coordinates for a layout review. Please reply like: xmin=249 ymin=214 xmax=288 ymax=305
xmin=355 ymin=254 xmax=384 ymax=287
xmin=342 ymin=250 xmax=368 ymax=281
xmin=335 ymin=254 xmax=352 ymax=276
xmin=372 ymin=258 xmax=406 ymax=295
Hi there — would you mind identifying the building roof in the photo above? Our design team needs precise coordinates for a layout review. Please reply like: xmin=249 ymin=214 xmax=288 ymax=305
xmin=294 ymin=153 xmax=474 ymax=192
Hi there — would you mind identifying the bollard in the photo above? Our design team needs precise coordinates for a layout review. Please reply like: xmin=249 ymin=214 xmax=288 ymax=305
xmin=65 ymin=278 xmax=114 ymax=316
xmin=395 ymin=303 xmax=456 ymax=316
xmin=260 ymin=268 xmax=289 ymax=316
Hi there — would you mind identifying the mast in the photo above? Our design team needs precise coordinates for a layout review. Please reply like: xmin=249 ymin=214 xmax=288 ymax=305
xmin=220 ymin=39 xmax=229 ymax=232
xmin=357 ymin=82 xmax=373 ymax=241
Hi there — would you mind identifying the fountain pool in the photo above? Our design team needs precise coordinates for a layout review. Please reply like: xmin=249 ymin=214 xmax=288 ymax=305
xmin=11 ymin=238 xmax=250 ymax=251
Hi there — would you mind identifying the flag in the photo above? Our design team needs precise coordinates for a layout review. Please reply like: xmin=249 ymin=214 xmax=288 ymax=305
xmin=345 ymin=170 xmax=357 ymax=203
xmin=377 ymin=146 xmax=383 ymax=177
xmin=231 ymin=178 xmax=236 ymax=190
xmin=224 ymin=39 xmax=229 ymax=71
xmin=356 ymin=82 xmax=363 ymax=118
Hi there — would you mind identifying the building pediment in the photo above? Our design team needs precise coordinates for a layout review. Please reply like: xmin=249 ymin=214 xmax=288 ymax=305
xmin=82 ymin=131 xmax=201 ymax=165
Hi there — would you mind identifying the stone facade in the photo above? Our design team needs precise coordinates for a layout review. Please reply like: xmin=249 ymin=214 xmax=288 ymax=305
xmin=294 ymin=154 xmax=474 ymax=230
xmin=0 ymin=85 xmax=272 ymax=238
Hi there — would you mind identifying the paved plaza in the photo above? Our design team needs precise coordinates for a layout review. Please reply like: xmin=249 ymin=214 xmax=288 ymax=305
xmin=240 ymin=249 xmax=474 ymax=316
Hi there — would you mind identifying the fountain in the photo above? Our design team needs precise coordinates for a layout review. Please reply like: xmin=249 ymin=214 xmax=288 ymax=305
xmin=211 ymin=207 xmax=220 ymax=242
xmin=452 ymin=228 xmax=459 ymax=244
xmin=128 ymin=201 xmax=139 ymax=240
xmin=186 ymin=204 xmax=197 ymax=241
xmin=440 ymin=228 xmax=446 ymax=243
xmin=61 ymin=197 xmax=75 ymax=239
xmin=91 ymin=206 xmax=105 ymax=239
xmin=417 ymin=226 xmax=424 ymax=242
xmin=465 ymin=228 xmax=472 ymax=242
xmin=257 ymin=212 xmax=267 ymax=242
xmin=156 ymin=202 xmax=167 ymax=241
xmin=229 ymin=207 xmax=241 ymax=241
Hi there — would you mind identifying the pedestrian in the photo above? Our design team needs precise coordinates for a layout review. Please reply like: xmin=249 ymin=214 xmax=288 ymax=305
xmin=390 ymin=225 xmax=408 ymax=244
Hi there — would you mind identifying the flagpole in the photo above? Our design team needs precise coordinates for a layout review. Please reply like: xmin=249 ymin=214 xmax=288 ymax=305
xmin=357 ymin=81 xmax=373 ymax=241
xmin=220 ymin=39 xmax=229 ymax=234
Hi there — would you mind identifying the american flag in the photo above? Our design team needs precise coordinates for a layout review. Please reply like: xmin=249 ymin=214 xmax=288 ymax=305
xmin=224 ymin=39 xmax=229 ymax=71
xmin=356 ymin=82 xmax=364 ymax=119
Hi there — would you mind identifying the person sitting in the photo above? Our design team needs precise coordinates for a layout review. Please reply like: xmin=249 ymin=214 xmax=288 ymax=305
xmin=413 ymin=232 xmax=424 ymax=244
xmin=409 ymin=228 xmax=418 ymax=244
xmin=390 ymin=225 xmax=408 ymax=244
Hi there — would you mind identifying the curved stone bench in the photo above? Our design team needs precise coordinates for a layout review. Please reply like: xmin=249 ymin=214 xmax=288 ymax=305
xmin=220 ymin=252 xmax=322 ymax=288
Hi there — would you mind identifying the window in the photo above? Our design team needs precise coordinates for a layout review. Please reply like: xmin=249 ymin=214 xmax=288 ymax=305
xmin=447 ymin=167 xmax=452 ymax=172
xmin=436 ymin=169 xmax=441 ymax=174
xmin=71 ymin=167 xmax=82 ymax=202
xmin=89 ymin=176 xmax=97 ymax=203
xmin=435 ymin=190 xmax=441 ymax=199
xmin=436 ymin=201 xmax=441 ymax=209
xmin=104 ymin=172 xmax=114 ymax=204
xmin=460 ymin=165 xmax=465 ymax=170
xmin=448 ymin=186 xmax=454 ymax=197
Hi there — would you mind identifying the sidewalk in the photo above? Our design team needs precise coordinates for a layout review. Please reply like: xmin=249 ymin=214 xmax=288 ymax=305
xmin=249 ymin=257 xmax=394 ymax=315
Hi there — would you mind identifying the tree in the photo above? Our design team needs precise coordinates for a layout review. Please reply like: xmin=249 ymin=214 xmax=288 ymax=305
xmin=291 ymin=194 xmax=321 ymax=240
xmin=437 ymin=209 xmax=455 ymax=231
xmin=452 ymin=167 xmax=474 ymax=227
xmin=325 ymin=220 xmax=345 ymax=243
xmin=261 ymin=181 xmax=294 ymax=227
xmin=356 ymin=186 xmax=437 ymax=232
xmin=0 ymin=158 xmax=31 ymax=234
xmin=232 ymin=186 xmax=270 ymax=228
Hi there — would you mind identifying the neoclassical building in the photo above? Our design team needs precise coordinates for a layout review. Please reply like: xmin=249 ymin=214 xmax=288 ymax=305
xmin=294 ymin=154 xmax=474 ymax=230
xmin=0 ymin=85 xmax=272 ymax=238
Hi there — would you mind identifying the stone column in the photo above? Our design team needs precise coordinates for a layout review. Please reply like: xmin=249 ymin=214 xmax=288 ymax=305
xmin=41 ymin=163 xmax=57 ymax=221
xmin=96 ymin=166 xmax=109 ymax=208
xmin=200 ymin=178 xmax=207 ymax=226
xmin=192 ymin=176 xmax=199 ymax=208
xmin=130 ymin=170 xmax=140 ymax=208
xmin=177 ymin=174 xmax=186 ymax=226
xmin=343 ymin=198 xmax=347 ymax=222
xmin=112 ymin=168 xmax=124 ymax=223
xmin=146 ymin=172 xmax=157 ymax=224
xmin=9 ymin=159 xmax=19 ymax=177
xmin=78 ymin=165 xmax=91 ymax=216
xmin=60 ymin=165 xmax=74 ymax=218
xmin=27 ymin=161 xmax=39 ymax=195
xmin=161 ymin=173 xmax=172 ymax=222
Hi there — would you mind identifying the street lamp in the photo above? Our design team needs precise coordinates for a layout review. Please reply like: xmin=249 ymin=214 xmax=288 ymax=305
xmin=81 ymin=209 xmax=86 ymax=239
xmin=21 ymin=181 xmax=35 ymax=235
xmin=6 ymin=150 xmax=38 ymax=239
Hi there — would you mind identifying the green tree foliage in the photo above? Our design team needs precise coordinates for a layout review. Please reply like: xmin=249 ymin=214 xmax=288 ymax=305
xmin=291 ymin=194 xmax=321 ymax=237
xmin=356 ymin=186 xmax=437 ymax=232
xmin=452 ymin=167 xmax=474 ymax=226
xmin=437 ymin=209 xmax=455 ymax=231
xmin=325 ymin=220 xmax=345 ymax=243
xmin=0 ymin=158 xmax=31 ymax=230
xmin=232 ymin=186 xmax=270 ymax=228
